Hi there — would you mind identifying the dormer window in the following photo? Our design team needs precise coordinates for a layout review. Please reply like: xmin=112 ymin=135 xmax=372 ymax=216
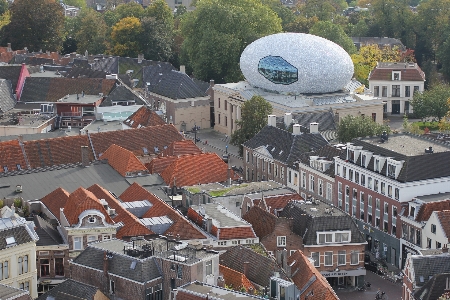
xmin=388 ymin=164 xmax=396 ymax=178
xmin=392 ymin=71 xmax=401 ymax=81
xmin=361 ymin=155 xmax=366 ymax=167
xmin=348 ymin=150 xmax=355 ymax=162
xmin=410 ymin=206 xmax=416 ymax=218
xmin=374 ymin=159 xmax=380 ymax=172
xmin=88 ymin=217 xmax=96 ymax=223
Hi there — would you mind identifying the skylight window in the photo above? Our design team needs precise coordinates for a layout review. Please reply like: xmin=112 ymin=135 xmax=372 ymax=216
xmin=130 ymin=261 xmax=137 ymax=270
xmin=5 ymin=237 xmax=16 ymax=246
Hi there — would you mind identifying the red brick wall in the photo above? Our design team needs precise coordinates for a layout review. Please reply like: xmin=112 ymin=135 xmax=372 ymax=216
xmin=298 ymin=165 xmax=335 ymax=203
xmin=36 ymin=249 xmax=70 ymax=279
xmin=261 ymin=218 xmax=304 ymax=255
xmin=302 ymin=244 xmax=366 ymax=272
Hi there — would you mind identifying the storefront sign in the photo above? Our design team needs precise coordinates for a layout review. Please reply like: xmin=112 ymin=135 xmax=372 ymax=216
xmin=401 ymin=239 xmax=422 ymax=252
xmin=321 ymin=269 xmax=366 ymax=277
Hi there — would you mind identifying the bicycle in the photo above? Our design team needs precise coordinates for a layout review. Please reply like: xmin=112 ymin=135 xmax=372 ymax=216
xmin=375 ymin=291 xmax=386 ymax=300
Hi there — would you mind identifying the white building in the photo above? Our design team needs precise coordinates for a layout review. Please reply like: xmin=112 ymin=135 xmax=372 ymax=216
xmin=368 ymin=62 xmax=425 ymax=115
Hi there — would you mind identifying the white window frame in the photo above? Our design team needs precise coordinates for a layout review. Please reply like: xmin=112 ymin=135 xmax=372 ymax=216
xmin=87 ymin=235 xmax=98 ymax=243
xmin=351 ymin=251 xmax=359 ymax=265
xmin=324 ymin=252 xmax=333 ymax=266
xmin=73 ymin=236 xmax=83 ymax=250
xmin=318 ymin=178 xmax=323 ymax=196
xmin=277 ymin=236 xmax=286 ymax=247
xmin=326 ymin=183 xmax=332 ymax=201
xmin=309 ymin=175 xmax=315 ymax=192
xmin=311 ymin=252 xmax=320 ymax=267
xmin=205 ymin=260 xmax=213 ymax=276
xmin=338 ymin=250 xmax=346 ymax=266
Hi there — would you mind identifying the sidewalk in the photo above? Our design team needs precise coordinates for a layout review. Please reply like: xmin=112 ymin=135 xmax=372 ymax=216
xmin=184 ymin=128 xmax=242 ymax=159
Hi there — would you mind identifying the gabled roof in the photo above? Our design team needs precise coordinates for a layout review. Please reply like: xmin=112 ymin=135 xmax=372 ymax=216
xmin=0 ymin=65 xmax=22 ymax=91
xmin=99 ymin=144 xmax=147 ymax=177
xmin=146 ymin=69 xmax=207 ymax=99
xmin=160 ymin=140 xmax=202 ymax=157
xmin=436 ymin=210 xmax=450 ymax=239
xmin=220 ymin=246 xmax=288 ymax=287
xmin=415 ymin=200 xmax=450 ymax=222
xmin=122 ymin=106 xmax=166 ymax=128
xmin=0 ymin=80 xmax=16 ymax=113
xmin=63 ymin=187 xmax=114 ymax=226
xmin=0 ymin=140 xmax=27 ymax=173
xmin=160 ymin=153 xmax=238 ymax=187
xmin=64 ymin=67 xmax=109 ymax=79
xmin=40 ymin=187 xmax=70 ymax=220
xmin=289 ymin=111 xmax=337 ymax=131
xmin=34 ymin=215 xmax=64 ymax=246
xmin=87 ymin=184 xmax=153 ymax=239
xmin=100 ymin=85 xmax=146 ymax=107
xmin=410 ymin=254 xmax=450 ymax=287
xmin=255 ymin=193 xmax=303 ymax=215
xmin=72 ymin=245 xmax=161 ymax=283
xmin=219 ymin=264 xmax=255 ymax=292
xmin=145 ymin=156 xmax=178 ymax=174
xmin=0 ymin=225 xmax=35 ymax=250
xmin=0 ymin=283 xmax=32 ymax=300
xmin=288 ymin=250 xmax=338 ymax=300
xmin=119 ymin=183 xmax=206 ymax=239
xmin=368 ymin=62 xmax=425 ymax=81
xmin=242 ymin=206 xmax=276 ymax=238
xmin=20 ymin=77 xmax=117 ymax=102
xmin=36 ymin=279 xmax=103 ymax=300
xmin=244 ymin=125 xmax=329 ymax=166
xmin=414 ymin=273 xmax=450 ymax=300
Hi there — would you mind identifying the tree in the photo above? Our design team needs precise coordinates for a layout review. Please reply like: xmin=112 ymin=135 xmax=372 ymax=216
xmin=110 ymin=17 xmax=143 ymax=57
xmin=114 ymin=2 xmax=144 ymax=19
xmin=411 ymin=83 xmax=450 ymax=121
xmin=337 ymin=115 xmax=391 ymax=143
xmin=0 ymin=0 xmax=8 ymax=15
xmin=262 ymin=0 xmax=295 ymax=30
xmin=309 ymin=21 xmax=356 ymax=54
xmin=284 ymin=15 xmax=318 ymax=33
xmin=63 ymin=0 xmax=86 ymax=9
xmin=2 ymin=0 xmax=64 ymax=51
xmin=231 ymin=96 xmax=272 ymax=155
xmin=297 ymin=0 xmax=346 ymax=21
xmin=180 ymin=0 xmax=282 ymax=83
xmin=74 ymin=9 xmax=108 ymax=55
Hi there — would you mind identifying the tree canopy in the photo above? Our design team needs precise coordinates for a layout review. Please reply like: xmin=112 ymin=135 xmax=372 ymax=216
xmin=309 ymin=21 xmax=356 ymax=54
xmin=337 ymin=115 xmax=391 ymax=143
xmin=411 ymin=83 xmax=450 ymax=121
xmin=180 ymin=0 xmax=282 ymax=83
xmin=231 ymin=95 xmax=272 ymax=155
xmin=74 ymin=9 xmax=108 ymax=55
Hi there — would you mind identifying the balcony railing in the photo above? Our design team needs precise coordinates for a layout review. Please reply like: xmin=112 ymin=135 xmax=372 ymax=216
xmin=60 ymin=112 xmax=82 ymax=117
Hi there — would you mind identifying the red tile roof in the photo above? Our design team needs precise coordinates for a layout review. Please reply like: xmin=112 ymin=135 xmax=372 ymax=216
xmin=145 ymin=156 xmax=178 ymax=174
xmin=436 ymin=210 xmax=450 ymax=239
xmin=0 ymin=140 xmax=28 ymax=173
xmin=63 ymin=187 xmax=114 ymax=226
xmin=160 ymin=153 xmax=238 ymax=187
xmin=256 ymin=193 xmax=303 ymax=215
xmin=415 ymin=200 xmax=450 ymax=222
xmin=288 ymin=250 xmax=339 ymax=300
xmin=218 ymin=227 xmax=256 ymax=240
xmin=87 ymin=184 xmax=153 ymax=239
xmin=119 ymin=183 xmax=206 ymax=240
xmin=40 ymin=187 xmax=70 ymax=220
xmin=369 ymin=63 xmax=425 ymax=81
xmin=90 ymin=124 xmax=184 ymax=157
xmin=160 ymin=140 xmax=202 ymax=157
xmin=219 ymin=265 xmax=255 ymax=292
xmin=243 ymin=206 xmax=276 ymax=238
xmin=99 ymin=144 xmax=147 ymax=177
xmin=122 ymin=106 xmax=166 ymax=128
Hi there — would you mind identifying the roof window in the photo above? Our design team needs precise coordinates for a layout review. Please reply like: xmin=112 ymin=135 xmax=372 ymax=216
xmin=5 ymin=236 xmax=16 ymax=247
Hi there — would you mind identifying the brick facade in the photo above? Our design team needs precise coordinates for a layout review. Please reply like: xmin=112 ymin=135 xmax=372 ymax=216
xmin=243 ymin=147 xmax=286 ymax=185
xmin=36 ymin=249 xmax=69 ymax=279
xmin=259 ymin=218 xmax=303 ymax=256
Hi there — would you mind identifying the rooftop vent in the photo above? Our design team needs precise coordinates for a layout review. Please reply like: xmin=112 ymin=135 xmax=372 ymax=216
xmin=425 ymin=146 xmax=433 ymax=154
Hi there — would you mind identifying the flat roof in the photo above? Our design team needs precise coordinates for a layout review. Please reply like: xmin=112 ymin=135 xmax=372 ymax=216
xmin=360 ymin=134 xmax=450 ymax=156
xmin=0 ymin=112 xmax=54 ymax=127
xmin=56 ymin=94 xmax=101 ymax=104
xmin=292 ymin=199 xmax=346 ymax=217
xmin=190 ymin=204 xmax=249 ymax=228
xmin=415 ymin=192 xmax=450 ymax=203
xmin=83 ymin=120 xmax=125 ymax=134
xmin=179 ymin=282 xmax=262 ymax=299
xmin=188 ymin=181 xmax=284 ymax=197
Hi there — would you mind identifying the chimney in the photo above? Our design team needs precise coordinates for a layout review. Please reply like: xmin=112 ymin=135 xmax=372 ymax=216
xmin=209 ymin=79 xmax=215 ymax=87
xmin=85 ymin=50 xmax=88 ymax=58
xmin=70 ymin=52 xmax=76 ymax=59
xmin=206 ymin=218 xmax=213 ymax=233
xmin=46 ymin=50 xmax=50 ymax=56
xmin=292 ymin=124 xmax=301 ymax=135
xmin=276 ymin=250 xmax=283 ymax=265
xmin=81 ymin=146 xmax=90 ymax=167
xmin=103 ymin=251 xmax=109 ymax=276
xmin=17 ymin=135 xmax=24 ymax=144
xmin=268 ymin=115 xmax=276 ymax=127
xmin=243 ymin=261 xmax=249 ymax=278
xmin=284 ymin=113 xmax=292 ymax=128
xmin=217 ymin=276 xmax=225 ymax=288
xmin=180 ymin=65 xmax=186 ymax=73
xmin=310 ymin=122 xmax=319 ymax=134
xmin=138 ymin=53 xmax=144 ymax=63
xmin=227 ymin=168 xmax=231 ymax=186
xmin=282 ymin=248 xmax=288 ymax=270
xmin=443 ymin=244 xmax=449 ymax=254
xmin=7 ymin=43 xmax=11 ymax=52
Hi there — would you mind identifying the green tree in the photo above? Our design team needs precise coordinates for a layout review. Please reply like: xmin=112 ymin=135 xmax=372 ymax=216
xmin=2 ymin=0 xmax=64 ymax=51
xmin=0 ymin=0 xmax=8 ymax=15
xmin=411 ymin=83 xmax=450 ymax=121
xmin=284 ymin=15 xmax=318 ymax=33
xmin=103 ymin=9 xmax=120 ymax=27
xmin=63 ymin=0 xmax=86 ymax=9
xmin=174 ymin=5 xmax=187 ymax=17
xmin=297 ymin=0 xmax=346 ymax=21
xmin=180 ymin=0 xmax=282 ymax=83
xmin=74 ymin=9 xmax=108 ymax=55
xmin=115 ymin=2 xmax=144 ymax=19
xmin=337 ymin=115 xmax=391 ymax=143
xmin=231 ymin=95 xmax=272 ymax=155
xmin=309 ymin=21 xmax=356 ymax=54
xmin=110 ymin=17 xmax=143 ymax=57
xmin=262 ymin=0 xmax=295 ymax=30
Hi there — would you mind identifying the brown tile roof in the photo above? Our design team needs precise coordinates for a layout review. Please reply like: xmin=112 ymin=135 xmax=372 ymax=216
xmin=0 ymin=140 xmax=27 ymax=173
xmin=40 ymin=187 xmax=70 ymax=220
xmin=63 ymin=187 xmax=114 ymax=226
xmin=122 ymin=106 xmax=166 ymax=128
xmin=368 ymin=63 xmax=425 ymax=81
xmin=415 ymin=200 xmax=450 ymax=222
xmin=23 ymin=135 xmax=93 ymax=169
xmin=160 ymin=153 xmax=238 ymax=187
xmin=243 ymin=206 xmax=276 ymax=238
xmin=145 ymin=156 xmax=178 ymax=174
xmin=219 ymin=264 xmax=255 ymax=292
xmin=45 ymin=78 xmax=116 ymax=102
xmin=99 ymin=144 xmax=147 ymax=177
xmin=255 ymin=193 xmax=303 ymax=215
xmin=87 ymin=184 xmax=154 ymax=239
xmin=436 ymin=210 xmax=450 ymax=239
xmin=218 ymin=227 xmax=256 ymax=240
xmin=119 ymin=183 xmax=206 ymax=240
xmin=288 ymin=250 xmax=339 ymax=300
xmin=160 ymin=140 xmax=202 ymax=157
xmin=90 ymin=124 xmax=184 ymax=157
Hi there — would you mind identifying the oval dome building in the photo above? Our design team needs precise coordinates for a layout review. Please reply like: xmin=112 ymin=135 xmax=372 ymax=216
xmin=240 ymin=33 xmax=354 ymax=94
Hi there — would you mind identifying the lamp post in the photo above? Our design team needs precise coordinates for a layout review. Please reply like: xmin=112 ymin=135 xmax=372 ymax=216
xmin=225 ymin=144 xmax=228 ymax=154
xmin=193 ymin=124 xmax=198 ymax=144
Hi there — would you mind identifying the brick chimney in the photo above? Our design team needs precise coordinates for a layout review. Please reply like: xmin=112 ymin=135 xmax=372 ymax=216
xmin=243 ymin=261 xmax=249 ymax=278
xmin=217 ymin=276 xmax=225 ymax=288
xmin=7 ymin=43 xmax=11 ymax=52
xmin=138 ymin=53 xmax=144 ymax=63
xmin=81 ymin=146 xmax=90 ymax=167
xmin=103 ymin=251 xmax=109 ymax=276
xmin=443 ymin=244 xmax=449 ymax=254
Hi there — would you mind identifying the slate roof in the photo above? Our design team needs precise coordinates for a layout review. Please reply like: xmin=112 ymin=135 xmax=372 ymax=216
xmin=122 ymin=106 xmax=166 ymax=128
xmin=287 ymin=111 xmax=337 ymax=131
xmin=145 ymin=69 xmax=207 ymax=99
xmin=0 ymin=65 xmax=22 ymax=91
xmin=141 ymin=63 xmax=176 ymax=88
xmin=298 ymin=144 xmax=342 ymax=177
xmin=91 ymin=56 xmax=119 ymax=74
xmin=72 ymin=245 xmax=161 ymax=283
xmin=410 ymin=254 xmax=450 ymax=288
xmin=0 ymin=225 xmax=35 ymax=250
xmin=36 ymin=279 xmax=102 ymax=300
xmin=348 ymin=138 xmax=450 ymax=183
xmin=414 ymin=273 xmax=450 ymax=300
xmin=368 ymin=62 xmax=425 ymax=81
xmin=160 ymin=153 xmax=238 ymax=187
xmin=414 ymin=200 xmax=450 ymax=222
xmin=100 ymin=85 xmax=146 ymax=107
xmin=242 ymin=206 xmax=276 ymax=239
xmin=0 ymin=283 xmax=31 ymax=300
xmin=219 ymin=246 xmax=288 ymax=287
xmin=219 ymin=264 xmax=255 ymax=292
xmin=119 ymin=183 xmax=206 ymax=240
xmin=87 ymin=184 xmax=153 ymax=239
xmin=288 ymin=250 xmax=339 ymax=300
xmin=99 ymin=144 xmax=148 ymax=177
xmin=20 ymin=77 xmax=117 ymax=102
xmin=34 ymin=215 xmax=64 ymax=246
xmin=0 ymin=80 xmax=16 ymax=113
xmin=192 ymin=78 xmax=211 ymax=94
xmin=244 ymin=125 xmax=329 ymax=167
xmin=64 ymin=67 xmax=109 ymax=79
xmin=280 ymin=201 xmax=366 ymax=245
